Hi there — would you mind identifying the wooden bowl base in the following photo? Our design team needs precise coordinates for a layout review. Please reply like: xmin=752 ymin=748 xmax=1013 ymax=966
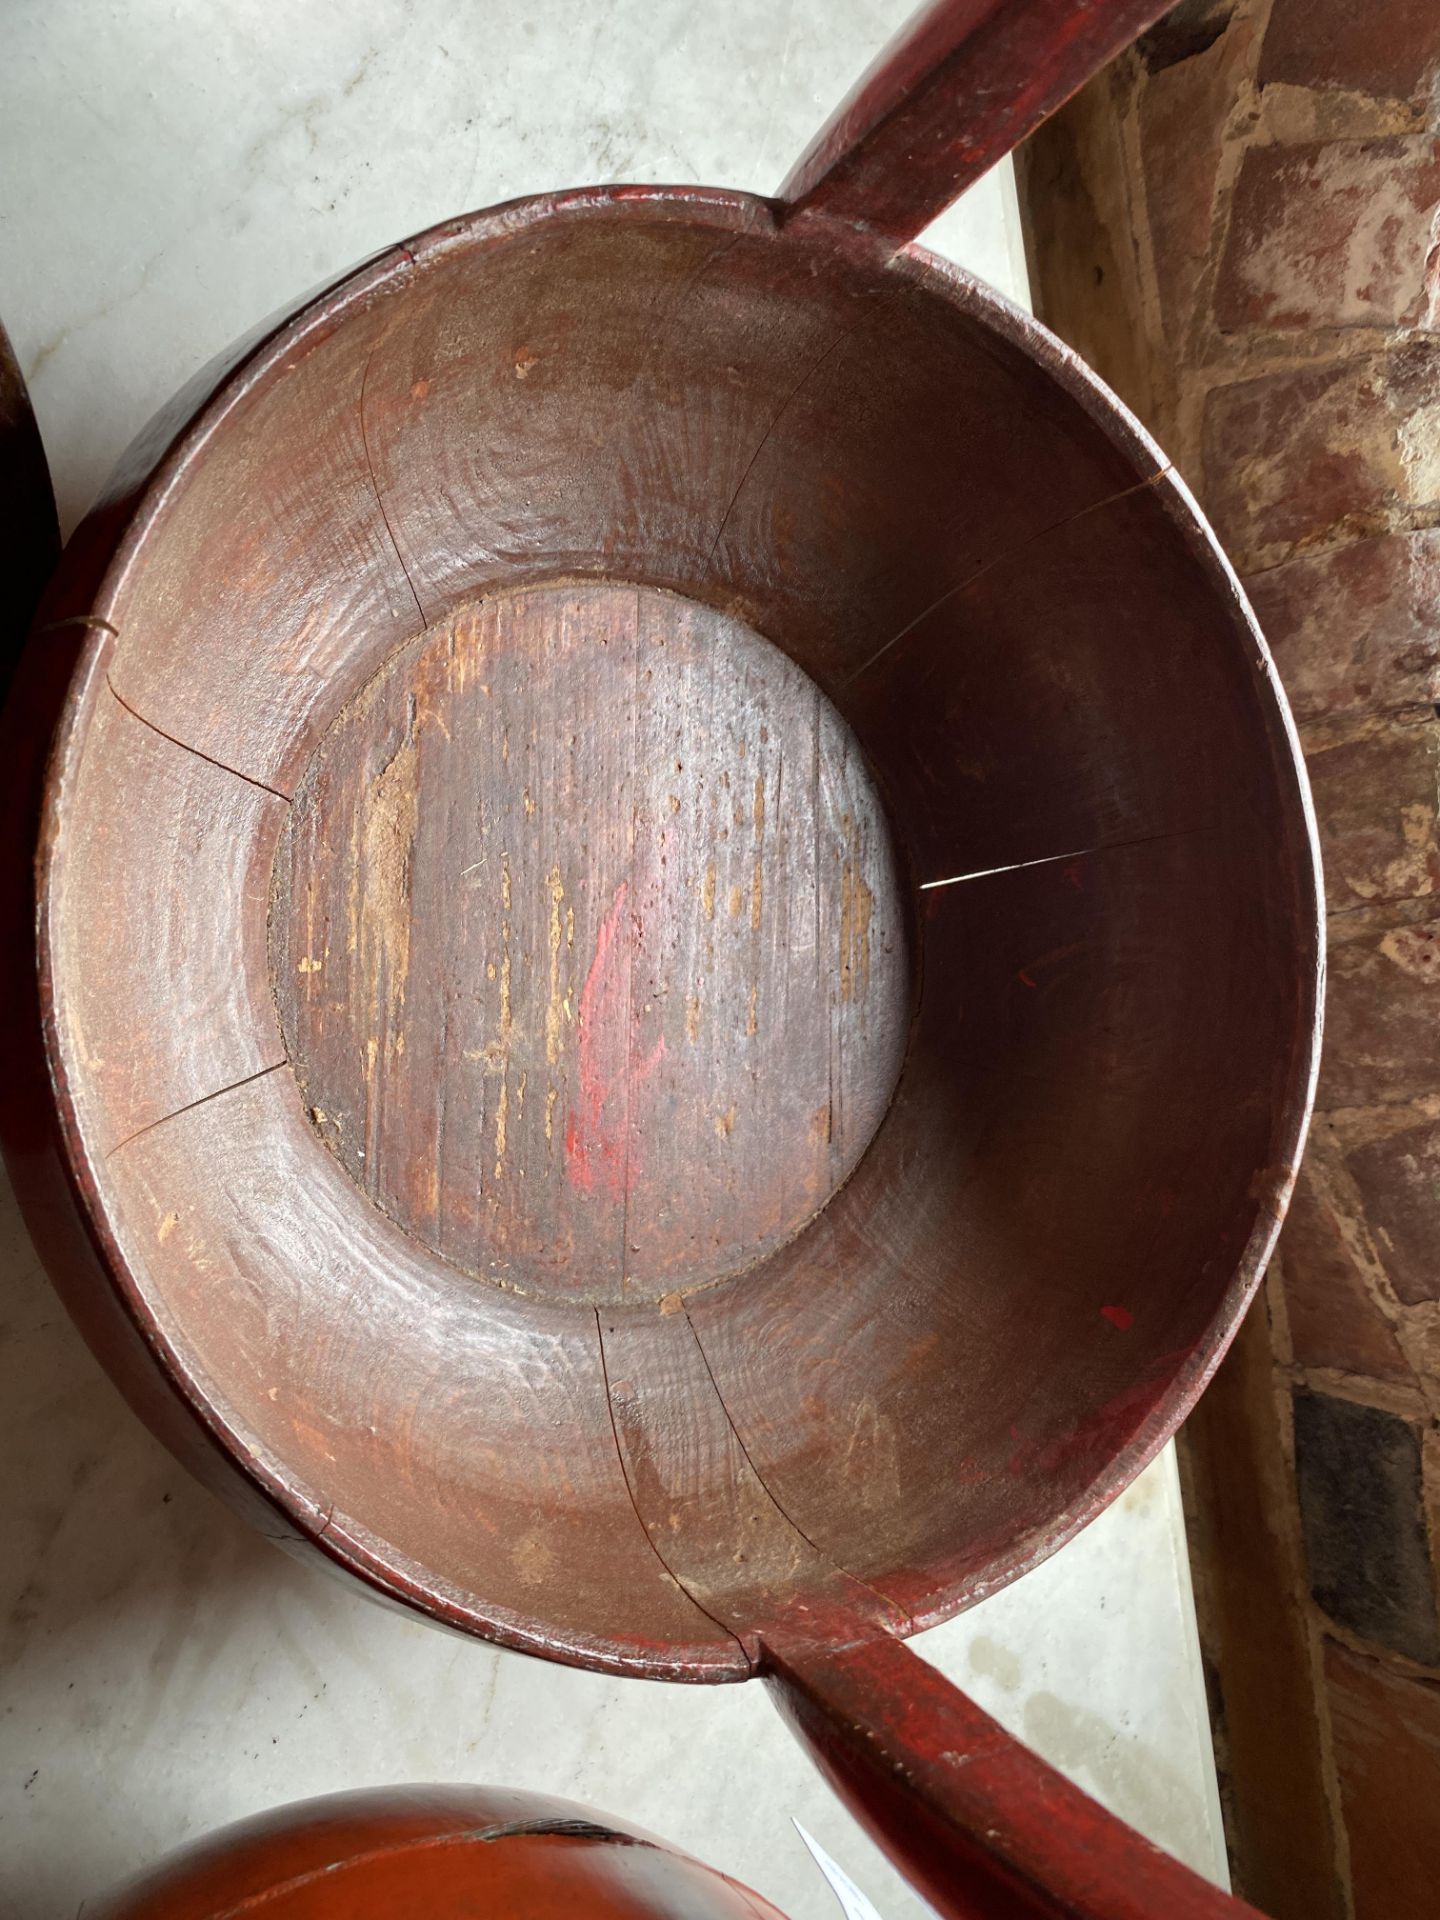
xmin=271 ymin=579 xmax=910 ymax=1308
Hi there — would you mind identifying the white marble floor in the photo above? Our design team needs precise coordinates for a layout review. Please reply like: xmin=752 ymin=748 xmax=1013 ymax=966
xmin=0 ymin=4 xmax=1226 ymax=1916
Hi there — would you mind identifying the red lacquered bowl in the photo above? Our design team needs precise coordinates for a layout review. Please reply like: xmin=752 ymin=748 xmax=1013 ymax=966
xmin=89 ymin=1787 xmax=789 ymax=1920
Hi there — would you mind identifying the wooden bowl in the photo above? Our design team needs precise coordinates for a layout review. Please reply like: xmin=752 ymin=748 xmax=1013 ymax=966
xmin=25 ymin=183 xmax=1318 ymax=1675
xmin=3 ymin=6 xmax=1317 ymax=1914
xmin=88 ymin=1786 xmax=789 ymax=1919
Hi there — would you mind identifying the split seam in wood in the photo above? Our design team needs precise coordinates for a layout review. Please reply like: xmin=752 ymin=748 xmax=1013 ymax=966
xmin=918 ymin=820 xmax=1220 ymax=894
xmin=106 ymin=676 xmax=291 ymax=804
xmin=841 ymin=463 xmax=1173 ymax=690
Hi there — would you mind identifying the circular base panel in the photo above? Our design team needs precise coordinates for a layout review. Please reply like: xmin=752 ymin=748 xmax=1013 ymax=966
xmin=272 ymin=581 xmax=909 ymax=1306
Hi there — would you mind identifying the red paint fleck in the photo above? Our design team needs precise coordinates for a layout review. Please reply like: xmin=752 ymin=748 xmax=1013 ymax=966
xmin=1016 ymin=968 xmax=1037 ymax=989
xmin=1100 ymin=1304 xmax=1134 ymax=1330
xmin=565 ymin=880 xmax=665 ymax=1202
xmin=1063 ymin=862 xmax=1084 ymax=891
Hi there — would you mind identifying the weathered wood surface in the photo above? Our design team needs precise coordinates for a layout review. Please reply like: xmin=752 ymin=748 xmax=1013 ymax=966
xmin=52 ymin=684 xmax=285 ymax=1157
xmin=275 ymin=582 xmax=906 ymax=1304
xmin=90 ymin=1786 xmax=790 ymax=1919
xmin=15 ymin=192 xmax=1313 ymax=1914
xmin=2 ymin=5 xmax=1314 ymax=1917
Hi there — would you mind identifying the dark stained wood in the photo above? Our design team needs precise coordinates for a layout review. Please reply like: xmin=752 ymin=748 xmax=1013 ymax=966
xmin=0 ymin=318 xmax=59 ymax=686
xmin=0 ymin=6 xmax=1318 ymax=1917
xmin=274 ymin=582 xmax=906 ymax=1303
xmin=686 ymin=819 xmax=1315 ymax=1631
xmin=360 ymin=205 xmax=1155 ymax=668
xmin=778 ymin=0 xmax=1175 ymax=246
xmin=10 ymin=190 xmax=1317 ymax=1915
xmin=90 ymin=1786 xmax=789 ymax=1919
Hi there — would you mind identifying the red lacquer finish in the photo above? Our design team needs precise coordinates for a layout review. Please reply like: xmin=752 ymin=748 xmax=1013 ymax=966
xmin=2 ymin=8 xmax=1315 ymax=1920
xmin=763 ymin=1619 xmax=1265 ymax=1918
xmin=88 ymin=1787 xmax=789 ymax=1919
xmin=778 ymin=0 xmax=1172 ymax=244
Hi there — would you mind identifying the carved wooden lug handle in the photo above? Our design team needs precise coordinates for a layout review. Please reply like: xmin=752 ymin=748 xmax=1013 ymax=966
xmin=762 ymin=1622 xmax=1263 ymax=1919
xmin=777 ymin=0 xmax=1172 ymax=246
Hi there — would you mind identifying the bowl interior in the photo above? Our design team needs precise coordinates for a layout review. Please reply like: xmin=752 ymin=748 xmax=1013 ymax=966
xmin=44 ymin=192 xmax=1318 ymax=1676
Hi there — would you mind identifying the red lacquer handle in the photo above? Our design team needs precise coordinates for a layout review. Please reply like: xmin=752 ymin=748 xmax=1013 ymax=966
xmin=762 ymin=1622 xmax=1262 ymax=1920
xmin=777 ymin=0 xmax=1169 ymax=246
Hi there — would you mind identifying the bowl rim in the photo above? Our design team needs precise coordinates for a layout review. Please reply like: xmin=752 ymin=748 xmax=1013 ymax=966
xmin=33 ymin=181 xmax=1325 ymax=1681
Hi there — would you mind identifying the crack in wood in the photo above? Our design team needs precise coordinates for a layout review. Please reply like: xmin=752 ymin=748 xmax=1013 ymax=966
xmin=105 ymin=1061 xmax=288 ymax=1159
xmin=106 ymin=677 xmax=292 ymax=803
xmin=357 ymin=336 xmax=428 ymax=629
xmin=683 ymin=1306 xmax=917 ymax=1634
xmin=918 ymin=820 xmax=1219 ymax=893
xmin=841 ymin=464 xmax=1173 ymax=690
xmin=593 ymin=1307 xmax=752 ymax=1667
xmin=702 ymin=317 xmax=874 ymax=575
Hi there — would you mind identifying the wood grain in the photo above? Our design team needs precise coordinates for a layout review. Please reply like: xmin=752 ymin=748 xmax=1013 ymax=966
xmin=104 ymin=1064 xmax=742 ymax=1675
xmin=685 ymin=821 xmax=1314 ymax=1629
xmin=274 ymin=581 xmax=907 ymax=1303
xmin=2 ymin=7 xmax=1319 ymax=1904
xmin=104 ymin=278 xmax=424 ymax=796
xmin=600 ymin=1304 xmax=911 ymax=1656
xmin=20 ymin=182 xmax=1318 ymax=1688
xmin=47 ymin=682 xmax=286 ymax=1158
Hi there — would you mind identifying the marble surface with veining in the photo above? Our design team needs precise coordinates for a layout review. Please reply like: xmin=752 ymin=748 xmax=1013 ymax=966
xmin=0 ymin=4 xmax=1226 ymax=1916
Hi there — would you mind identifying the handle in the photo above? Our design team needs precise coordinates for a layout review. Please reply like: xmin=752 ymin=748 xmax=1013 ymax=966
xmin=762 ymin=1620 xmax=1263 ymax=1920
xmin=777 ymin=0 xmax=1171 ymax=247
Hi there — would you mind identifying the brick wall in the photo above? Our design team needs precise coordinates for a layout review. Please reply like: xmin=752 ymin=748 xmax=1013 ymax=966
xmin=1016 ymin=4 xmax=1440 ymax=1913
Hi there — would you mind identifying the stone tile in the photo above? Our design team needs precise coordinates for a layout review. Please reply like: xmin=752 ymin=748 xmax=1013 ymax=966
xmin=1325 ymin=1639 xmax=1440 ymax=1919
xmin=1246 ymin=528 xmax=1440 ymax=719
xmin=1320 ymin=906 xmax=1440 ymax=1110
xmin=1201 ymin=348 xmax=1440 ymax=567
xmin=1347 ymin=1117 xmax=1440 ymax=1305
xmin=1260 ymin=0 xmax=1440 ymax=103
xmin=1277 ymin=1169 xmax=1413 ymax=1380
xmin=1293 ymin=1390 xmax=1439 ymax=1663
xmin=1304 ymin=716 xmax=1440 ymax=912
xmin=1215 ymin=137 xmax=1440 ymax=332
